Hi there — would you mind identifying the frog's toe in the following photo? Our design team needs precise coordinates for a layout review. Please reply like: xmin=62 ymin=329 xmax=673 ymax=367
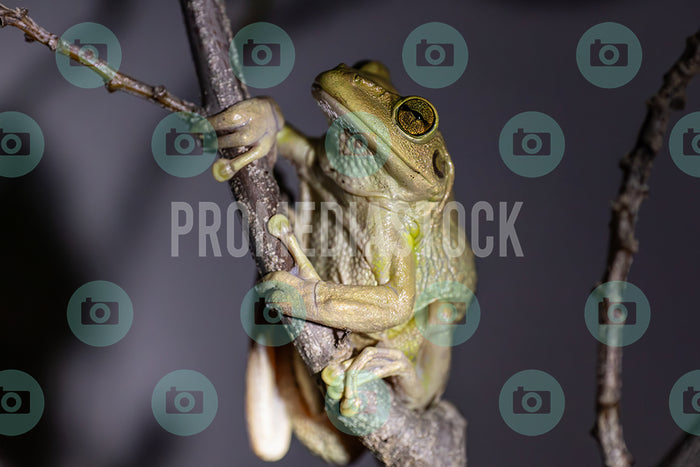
xmin=212 ymin=133 xmax=276 ymax=182
xmin=321 ymin=364 xmax=344 ymax=387
xmin=339 ymin=395 xmax=362 ymax=417
xmin=326 ymin=383 xmax=343 ymax=401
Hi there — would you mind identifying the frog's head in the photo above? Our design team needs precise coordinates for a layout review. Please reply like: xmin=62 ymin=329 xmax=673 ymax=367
xmin=312 ymin=61 xmax=454 ymax=206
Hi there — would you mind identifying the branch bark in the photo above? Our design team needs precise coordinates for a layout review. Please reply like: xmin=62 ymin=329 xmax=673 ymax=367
xmin=0 ymin=3 xmax=198 ymax=114
xmin=594 ymin=29 xmax=700 ymax=467
xmin=178 ymin=1 xmax=467 ymax=465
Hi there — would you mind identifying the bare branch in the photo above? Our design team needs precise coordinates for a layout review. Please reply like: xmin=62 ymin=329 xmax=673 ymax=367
xmin=0 ymin=2 xmax=199 ymax=114
xmin=659 ymin=433 xmax=700 ymax=467
xmin=594 ymin=29 xmax=700 ymax=467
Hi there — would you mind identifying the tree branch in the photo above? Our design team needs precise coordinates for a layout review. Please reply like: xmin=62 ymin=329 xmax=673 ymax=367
xmin=178 ymin=1 xmax=467 ymax=465
xmin=0 ymin=2 xmax=198 ymax=114
xmin=594 ymin=29 xmax=700 ymax=467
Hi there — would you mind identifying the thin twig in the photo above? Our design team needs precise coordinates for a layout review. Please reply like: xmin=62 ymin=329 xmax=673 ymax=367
xmin=594 ymin=29 xmax=700 ymax=467
xmin=0 ymin=3 xmax=199 ymax=114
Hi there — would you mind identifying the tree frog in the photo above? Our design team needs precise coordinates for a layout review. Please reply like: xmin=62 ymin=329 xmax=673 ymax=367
xmin=208 ymin=61 xmax=476 ymax=464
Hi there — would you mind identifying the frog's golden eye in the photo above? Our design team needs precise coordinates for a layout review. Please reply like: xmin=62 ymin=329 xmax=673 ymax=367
xmin=394 ymin=97 xmax=437 ymax=138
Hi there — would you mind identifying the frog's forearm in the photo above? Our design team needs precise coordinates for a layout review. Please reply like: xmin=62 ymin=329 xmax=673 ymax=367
xmin=276 ymin=124 xmax=316 ymax=168
xmin=309 ymin=282 xmax=413 ymax=332
xmin=287 ymin=255 xmax=416 ymax=333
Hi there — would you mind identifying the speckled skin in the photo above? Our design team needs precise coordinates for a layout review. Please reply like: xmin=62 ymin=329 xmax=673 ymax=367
xmin=209 ymin=61 xmax=476 ymax=463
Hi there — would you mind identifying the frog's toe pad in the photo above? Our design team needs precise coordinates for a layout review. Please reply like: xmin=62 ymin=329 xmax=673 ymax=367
xmin=339 ymin=396 xmax=362 ymax=417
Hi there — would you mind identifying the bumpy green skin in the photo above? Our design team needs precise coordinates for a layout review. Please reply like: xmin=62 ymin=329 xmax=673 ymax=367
xmin=209 ymin=61 xmax=476 ymax=460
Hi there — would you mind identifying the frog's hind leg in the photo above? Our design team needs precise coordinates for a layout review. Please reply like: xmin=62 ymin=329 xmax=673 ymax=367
xmin=279 ymin=346 xmax=364 ymax=464
xmin=322 ymin=346 xmax=428 ymax=415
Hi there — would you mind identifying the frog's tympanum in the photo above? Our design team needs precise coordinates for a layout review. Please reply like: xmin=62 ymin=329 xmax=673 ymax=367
xmin=209 ymin=61 xmax=476 ymax=464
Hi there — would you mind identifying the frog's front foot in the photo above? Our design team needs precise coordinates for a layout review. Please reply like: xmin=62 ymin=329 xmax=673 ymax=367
xmin=207 ymin=97 xmax=284 ymax=182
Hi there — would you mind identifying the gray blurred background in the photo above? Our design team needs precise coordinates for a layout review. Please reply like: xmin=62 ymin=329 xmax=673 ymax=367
xmin=1 ymin=0 xmax=700 ymax=466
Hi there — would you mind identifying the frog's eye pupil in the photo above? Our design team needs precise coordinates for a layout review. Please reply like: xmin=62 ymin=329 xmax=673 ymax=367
xmin=396 ymin=98 xmax=436 ymax=137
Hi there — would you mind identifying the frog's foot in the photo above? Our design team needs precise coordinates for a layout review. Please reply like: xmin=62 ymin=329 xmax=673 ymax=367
xmin=208 ymin=97 xmax=285 ymax=182
xmin=268 ymin=214 xmax=320 ymax=281
xmin=322 ymin=347 xmax=422 ymax=416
